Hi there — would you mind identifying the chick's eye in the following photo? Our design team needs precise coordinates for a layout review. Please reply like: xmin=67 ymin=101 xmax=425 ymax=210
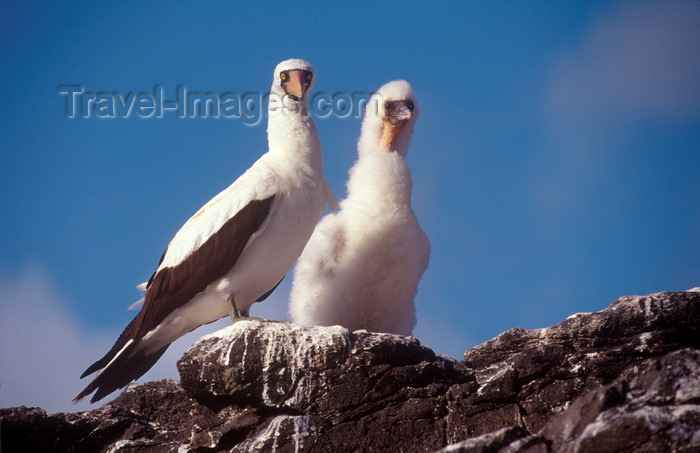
xmin=280 ymin=72 xmax=287 ymax=81
xmin=305 ymin=73 xmax=312 ymax=82
xmin=384 ymin=102 xmax=391 ymax=110
xmin=406 ymin=100 xmax=414 ymax=111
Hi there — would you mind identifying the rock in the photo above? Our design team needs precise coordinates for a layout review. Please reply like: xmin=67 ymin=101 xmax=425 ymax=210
xmin=177 ymin=321 xmax=470 ymax=452
xmin=541 ymin=349 xmax=700 ymax=453
xmin=433 ymin=426 xmax=547 ymax=453
xmin=1 ymin=289 xmax=699 ymax=452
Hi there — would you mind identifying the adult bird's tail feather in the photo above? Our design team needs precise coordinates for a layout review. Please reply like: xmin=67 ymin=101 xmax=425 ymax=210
xmin=74 ymin=317 xmax=170 ymax=404
xmin=79 ymin=317 xmax=139 ymax=379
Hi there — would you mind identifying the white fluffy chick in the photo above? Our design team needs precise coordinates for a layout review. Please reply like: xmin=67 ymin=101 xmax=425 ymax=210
xmin=289 ymin=80 xmax=429 ymax=335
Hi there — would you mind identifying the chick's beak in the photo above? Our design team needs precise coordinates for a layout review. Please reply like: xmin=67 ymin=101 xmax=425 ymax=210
xmin=380 ymin=100 xmax=414 ymax=150
xmin=387 ymin=102 xmax=413 ymax=125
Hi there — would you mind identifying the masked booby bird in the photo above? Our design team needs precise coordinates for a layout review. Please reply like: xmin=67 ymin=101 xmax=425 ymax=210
xmin=75 ymin=58 xmax=334 ymax=403
xmin=289 ymin=80 xmax=429 ymax=336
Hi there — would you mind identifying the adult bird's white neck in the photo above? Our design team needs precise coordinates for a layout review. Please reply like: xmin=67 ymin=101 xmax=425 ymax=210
xmin=267 ymin=107 xmax=323 ymax=176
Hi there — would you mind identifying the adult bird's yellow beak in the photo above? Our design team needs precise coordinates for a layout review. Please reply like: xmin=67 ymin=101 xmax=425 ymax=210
xmin=282 ymin=69 xmax=311 ymax=101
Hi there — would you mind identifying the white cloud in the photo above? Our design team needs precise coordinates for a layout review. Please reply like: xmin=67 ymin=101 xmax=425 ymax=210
xmin=533 ymin=0 xmax=700 ymax=222
xmin=545 ymin=0 xmax=700 ymax=127
xmin=0 ymin=265 xmax=111 ymax=413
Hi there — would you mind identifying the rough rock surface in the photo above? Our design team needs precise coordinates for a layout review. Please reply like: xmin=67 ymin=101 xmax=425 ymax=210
xmin=1 ymin=289 xmax=699 ymax=452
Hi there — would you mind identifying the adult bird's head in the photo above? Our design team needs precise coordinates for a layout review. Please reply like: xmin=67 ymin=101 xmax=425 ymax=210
xmin=360 ymin=80 xmax=418 ymax=156
xmin=271 ymin=59 xmax=315 ymax=111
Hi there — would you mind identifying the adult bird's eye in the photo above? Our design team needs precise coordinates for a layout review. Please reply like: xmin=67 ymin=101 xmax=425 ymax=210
xmin=406 ymin=100 xmax=414 ymax=111
xmin=280 ymin=72 xmax=287 ymax=81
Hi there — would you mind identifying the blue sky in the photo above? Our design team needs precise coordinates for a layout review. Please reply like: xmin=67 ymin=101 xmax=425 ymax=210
xmin=1 ymin=0 xmax=698 ymax=413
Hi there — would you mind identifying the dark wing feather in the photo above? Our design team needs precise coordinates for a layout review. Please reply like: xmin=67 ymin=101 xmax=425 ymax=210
xmin=75 ymin=196 xmax=275 ymax=403
xmin=137 ymin=195 xmax=275 ymax=337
